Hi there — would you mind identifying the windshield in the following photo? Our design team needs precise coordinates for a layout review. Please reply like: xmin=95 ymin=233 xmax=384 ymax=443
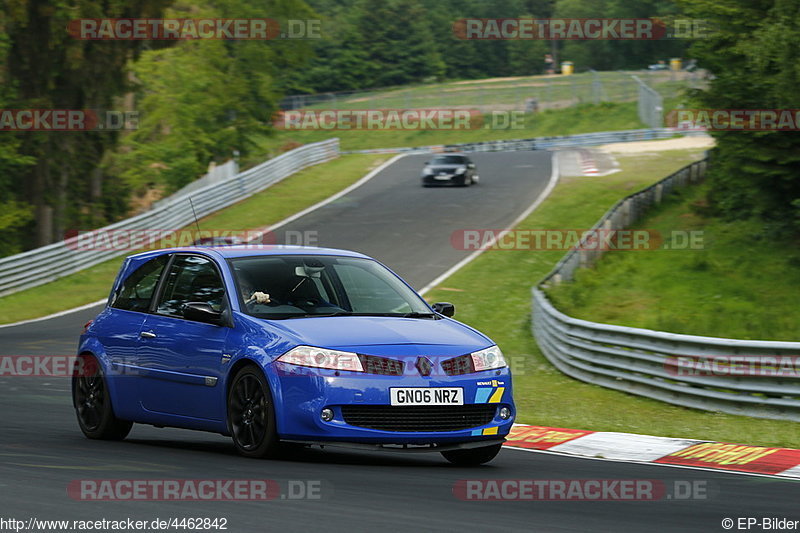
xmin=229 ymin=255 xmax=434 ymax=319
xmin=430 ymin=155 xmax=467 ymax=165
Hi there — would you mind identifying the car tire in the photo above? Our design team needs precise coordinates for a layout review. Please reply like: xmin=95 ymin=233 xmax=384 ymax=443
xmin=441 ymin=443 xmax=503 ymax=466
xmin=72 ymin=354 xmax=133 ymax=440
xmin=227 ymin=366 xmax=281 ymax=458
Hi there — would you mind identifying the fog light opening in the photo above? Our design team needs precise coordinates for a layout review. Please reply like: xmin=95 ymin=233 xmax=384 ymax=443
xmin=321 ymin=408 xmax=334 ymax=422
xmin=499 ymin=407 xmax=511 ymax=420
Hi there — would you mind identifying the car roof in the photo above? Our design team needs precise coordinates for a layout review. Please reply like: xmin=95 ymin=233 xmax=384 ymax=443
xmin=126 ymin=245 xmax=371 ymax=262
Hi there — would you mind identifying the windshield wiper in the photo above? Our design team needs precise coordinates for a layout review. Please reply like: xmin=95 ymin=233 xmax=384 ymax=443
xmin=402 ymin=311 xmax=437 ymax=319
xmin=280 ymin=311 xmax=438 ymax=319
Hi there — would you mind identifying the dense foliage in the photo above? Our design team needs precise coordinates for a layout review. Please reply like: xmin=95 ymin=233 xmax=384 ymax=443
xmin=680 ymin=0 xmax=800 ymax=235
xmin=296 ymin=0 xmax=688 ymax=92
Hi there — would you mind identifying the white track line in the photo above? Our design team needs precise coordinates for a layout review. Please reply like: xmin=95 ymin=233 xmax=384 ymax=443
xmin=0 ymin=298 xmax=107 ymax=329
xmin=418 ymin=151 xmax=559 ymax=296
xmin=250 ymin=154 xmax=406 ymax=239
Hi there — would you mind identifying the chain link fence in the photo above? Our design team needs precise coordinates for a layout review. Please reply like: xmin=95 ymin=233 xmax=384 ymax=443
xmin=633 ymin=75 xmax=664 ymax=128
xmin=280 ymin=70 xmax=703 ymax=117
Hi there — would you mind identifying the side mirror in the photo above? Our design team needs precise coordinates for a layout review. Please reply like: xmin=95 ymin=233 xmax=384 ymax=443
xmin=431 ymin=302 xmax=455 ymax=317
xmin=183 ymin=302 xmax=223 ymax=325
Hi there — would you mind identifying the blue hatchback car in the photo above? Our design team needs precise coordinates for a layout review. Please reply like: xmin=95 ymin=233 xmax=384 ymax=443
xmin=74 ymin=246 xmax=514 ymax=464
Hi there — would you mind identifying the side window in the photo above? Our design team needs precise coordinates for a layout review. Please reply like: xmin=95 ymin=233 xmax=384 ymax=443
xmin=156 ymin=255 xmax=226 ymax=318
xmin=112 ymin=255 xmax=169 ymax=312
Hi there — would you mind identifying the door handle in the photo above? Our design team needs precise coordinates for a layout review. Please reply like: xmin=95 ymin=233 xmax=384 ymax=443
xmin=140 ymin=331 xmax=157 ymax=339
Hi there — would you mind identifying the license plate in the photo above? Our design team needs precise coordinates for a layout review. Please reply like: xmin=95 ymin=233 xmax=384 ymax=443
xmin=434 ymin=175 xmax=452 ymax=180
xmin=390 ymin=387 xmax=463 ymax=406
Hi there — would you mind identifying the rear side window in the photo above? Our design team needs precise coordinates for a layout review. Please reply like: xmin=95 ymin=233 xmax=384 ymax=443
xmin=156 ymin=255 xmax=226 ymax=318
xmin=111 ymin=255 xmax=169 ymax=312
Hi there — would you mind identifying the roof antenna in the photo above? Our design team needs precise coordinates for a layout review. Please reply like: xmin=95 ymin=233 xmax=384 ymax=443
xmin=189 ymin=197 xmax=202 ymax=242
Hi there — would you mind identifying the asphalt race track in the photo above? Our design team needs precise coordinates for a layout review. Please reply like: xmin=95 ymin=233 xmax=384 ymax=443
xmin=1 ymin=151 xmax=797 ymax=532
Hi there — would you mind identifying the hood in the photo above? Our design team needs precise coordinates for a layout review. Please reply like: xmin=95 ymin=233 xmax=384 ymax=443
xmin=260 ymin=315 xmax=492 ymax=356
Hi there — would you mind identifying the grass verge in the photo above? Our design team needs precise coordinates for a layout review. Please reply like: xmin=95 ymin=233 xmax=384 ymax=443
xmin=249 ymin=102 xmax=647 ymax=160
xmin=424 ymin=148 xmax=798 ymax=448
xmin=0 ymin=154 xmax=390 ymax=325
xmin=546 ymin=182 xmax=800 ymax=341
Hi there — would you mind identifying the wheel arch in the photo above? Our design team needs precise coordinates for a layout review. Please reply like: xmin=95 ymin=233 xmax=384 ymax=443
xmin=224 ymin=357 xmax=284 ymax=436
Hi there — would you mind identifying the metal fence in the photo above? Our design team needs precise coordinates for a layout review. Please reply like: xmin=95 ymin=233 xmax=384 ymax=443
xmin=281 ymin=70 xmax=702 ymax=115
xmin=0 ymin=139 xmax=340 ymax=297
xmin=634 ymin=75 xmax=664 ymax=128
xmin=533 ymin=158 xmax=800 ymax=421
xmin=152 ymin=159 xmax=239 ymax=210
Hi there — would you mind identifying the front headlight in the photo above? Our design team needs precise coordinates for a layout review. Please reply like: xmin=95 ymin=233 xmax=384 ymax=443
xmin=277 ymin=345 xmax=364 ymax=372
xmin=470 ymin=345 xmax=506 ymax=372
xmin=422 ymin=167 xmax=434 ymax=175
xmin=455 ymin=166 xmax=467 ymax=174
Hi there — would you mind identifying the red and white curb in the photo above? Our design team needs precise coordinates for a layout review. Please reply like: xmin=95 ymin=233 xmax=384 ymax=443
xmin=578 ymin=149 xmax=599 ymax=175
xmin=503 ymin=424 xmax=800 ymax=478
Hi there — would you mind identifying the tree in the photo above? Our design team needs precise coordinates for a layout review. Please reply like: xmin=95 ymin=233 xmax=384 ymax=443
xmin=352 ymin=0 xmax=444 ymax=88
xmin=680 ymin=0 xmax=800 ymax=234
xmin=3 ymin=0 xmax=172 ymax=247
xmin=108 ymin=0 xmax=317 ymax=194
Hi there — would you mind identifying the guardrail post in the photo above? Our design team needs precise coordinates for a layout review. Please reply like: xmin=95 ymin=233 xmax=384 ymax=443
xmin=622 ymin=198 xmax=632 ymax=227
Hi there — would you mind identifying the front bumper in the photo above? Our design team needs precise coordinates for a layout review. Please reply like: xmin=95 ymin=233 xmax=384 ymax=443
xmin=422 ymin=173 xmax=467 ymax=186
xmin=271 ymin=364 xmax=515 ymax=445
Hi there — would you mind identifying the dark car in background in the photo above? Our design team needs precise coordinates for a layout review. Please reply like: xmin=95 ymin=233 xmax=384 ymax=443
xmin=421 ymin=154 xmax=479 ymax=187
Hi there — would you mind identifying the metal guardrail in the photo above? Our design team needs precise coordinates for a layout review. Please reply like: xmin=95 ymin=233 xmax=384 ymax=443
xmin=0 ymin=139 xmax=340 ymax=297
xmin=533 ymin=157 xmax=800 ymax=421
xmin=343 ymin=128 xmax=706 ymax=155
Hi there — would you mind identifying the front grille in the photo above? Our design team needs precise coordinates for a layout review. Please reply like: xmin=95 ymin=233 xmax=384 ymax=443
xmin=358 ymin=354 xmax=405 ymax=376
xmin=341 ymin=404 xmax=496 ymax=432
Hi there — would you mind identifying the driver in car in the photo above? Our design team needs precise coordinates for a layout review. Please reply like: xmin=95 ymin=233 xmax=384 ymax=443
xmin=238 ymin=273 xmax=271 ymax=306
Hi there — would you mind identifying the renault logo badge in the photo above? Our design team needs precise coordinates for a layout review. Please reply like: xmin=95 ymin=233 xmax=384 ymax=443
xmin=415 ymin=356 xmax=433 ymax=377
